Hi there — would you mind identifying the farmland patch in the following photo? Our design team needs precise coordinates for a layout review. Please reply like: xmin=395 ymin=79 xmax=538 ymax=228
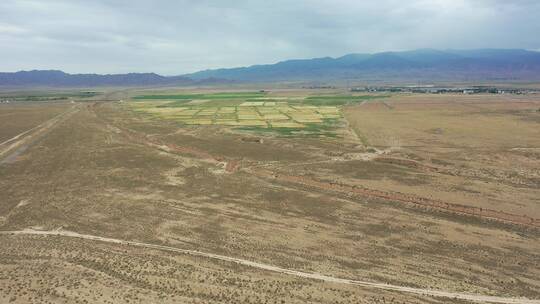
xmin=128 ymin=100 xmax=344 ymax=137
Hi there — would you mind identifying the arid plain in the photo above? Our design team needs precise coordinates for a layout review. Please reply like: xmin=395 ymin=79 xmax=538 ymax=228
xmin=1 ymin=88 xmax=539 ymax=304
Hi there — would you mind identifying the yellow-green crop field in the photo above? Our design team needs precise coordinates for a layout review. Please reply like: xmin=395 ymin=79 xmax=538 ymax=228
xmin=129 ymin=101 xmax=342 ymax=129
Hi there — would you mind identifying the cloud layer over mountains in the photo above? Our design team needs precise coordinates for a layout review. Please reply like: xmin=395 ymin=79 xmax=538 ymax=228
xmin=1 ymin=0 xmax=540 ymax=74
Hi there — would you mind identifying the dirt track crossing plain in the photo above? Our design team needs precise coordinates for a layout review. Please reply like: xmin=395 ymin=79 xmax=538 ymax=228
xmin=2 ymin=229 xmax=539 ymax=304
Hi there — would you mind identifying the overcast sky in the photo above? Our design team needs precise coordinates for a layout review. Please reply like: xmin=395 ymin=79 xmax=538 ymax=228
xmin=1 ymin=0 xmax=540 ymax=75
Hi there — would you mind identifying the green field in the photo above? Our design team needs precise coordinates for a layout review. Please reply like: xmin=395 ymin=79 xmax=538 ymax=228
xmin=0 ymin=91 xmax=102 ymax=102
xmin=129 ymin=100 xmax=343 ymax=136
xmin=133 ymin=92 xmax=267 ymax=100
xmin=128 ymin=93 xmax=389 ymax=136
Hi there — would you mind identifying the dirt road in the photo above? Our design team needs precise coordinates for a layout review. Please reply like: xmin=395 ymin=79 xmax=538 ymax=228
xmin=0 ymin=104 xmax=79 ymax=164
xmin=1 ymin=229 xmax=538 ymax=304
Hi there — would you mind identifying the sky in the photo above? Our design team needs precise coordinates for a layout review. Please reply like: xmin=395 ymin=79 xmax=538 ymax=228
xmin=1 ymin=0 xmax=540 ymax=75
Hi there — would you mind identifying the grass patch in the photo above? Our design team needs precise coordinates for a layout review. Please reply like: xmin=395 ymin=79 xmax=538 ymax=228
xmin=237 ymin=118 xmax=340 ymax=137
xmin=133 ymin=92 xmax=266 ymax=100
xmin=207 ymin=92 xmax=266 ymax=99
xmin=196 ymin=100 xmax=248 ymax=107
xmin=156 ymin=100 xmax=193 ymax=107
xmin=133 ymin=94 xmax=200 ymax=100
xmin=244 ymin=98 xmax=288 ymax=102
xmin=1 ymin=91 xmax=102 ymax=101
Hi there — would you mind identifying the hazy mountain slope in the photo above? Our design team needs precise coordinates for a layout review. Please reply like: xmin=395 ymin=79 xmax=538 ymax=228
xmin=185 ymin=49 xmax=540 ymax=82
xmin=0 ymin=70 xmax=223 ymax=87
xmin=3 ymin=49 xmax=540 ymax=86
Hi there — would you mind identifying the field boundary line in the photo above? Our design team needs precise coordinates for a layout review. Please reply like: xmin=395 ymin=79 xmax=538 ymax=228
xmin=1 ymin=229 xmax=539 ymax=304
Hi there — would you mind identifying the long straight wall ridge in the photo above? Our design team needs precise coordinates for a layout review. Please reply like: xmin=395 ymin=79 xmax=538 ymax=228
xmin=1 ymin=229 xmax=539 ymax=304
xmin=245 ymin=168 xmax=540 ymax=229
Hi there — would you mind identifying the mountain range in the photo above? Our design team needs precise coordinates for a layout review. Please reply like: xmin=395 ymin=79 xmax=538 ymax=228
xmin=2 ymin=49 xmax=540 ymax=86
xmin=0 ymin=70 xmax=230 ymax=87
xmin=185 ymin=49 xmax=540 ymax=82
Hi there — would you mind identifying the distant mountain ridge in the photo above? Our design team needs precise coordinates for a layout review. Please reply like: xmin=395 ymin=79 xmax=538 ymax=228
xmin=0 ymin=70 xmax=230 ymax=87
xmin=3 ymin=49 xmax=540 ymax=86
xmin=184 ymin=49 xmax=540 ymax=82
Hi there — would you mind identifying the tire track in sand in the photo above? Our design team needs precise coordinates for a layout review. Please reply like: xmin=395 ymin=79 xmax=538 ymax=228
xmin=0 ymin=105 xmax=79 ymax=164
xmin=1 ymin=229 xmax=538 ymax=304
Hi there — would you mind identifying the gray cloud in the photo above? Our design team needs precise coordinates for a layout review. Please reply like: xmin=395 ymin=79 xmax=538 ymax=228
xmin=1 ymin=0 xmax=539 ymax=74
